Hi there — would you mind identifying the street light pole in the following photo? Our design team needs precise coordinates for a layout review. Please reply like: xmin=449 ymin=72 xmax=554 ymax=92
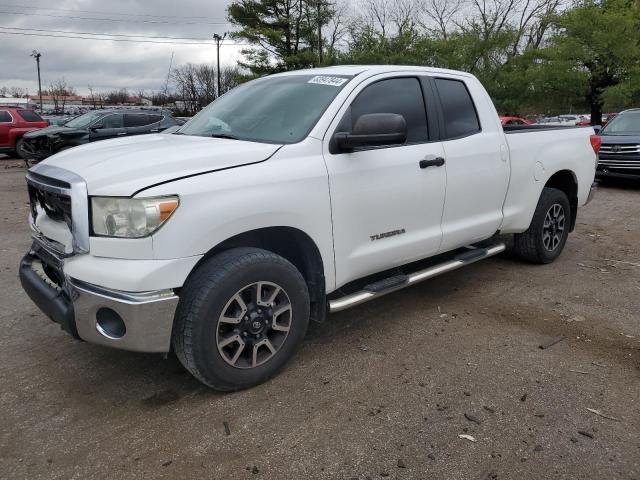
xmin=30 ymin=50 xmax=42 ymax=112
xmin=213 ymin=33 xmax=227 ymax=98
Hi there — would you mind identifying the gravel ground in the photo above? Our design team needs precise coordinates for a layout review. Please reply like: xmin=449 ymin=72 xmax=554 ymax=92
xmin=1 ymin=155 xmax=639 ymax=480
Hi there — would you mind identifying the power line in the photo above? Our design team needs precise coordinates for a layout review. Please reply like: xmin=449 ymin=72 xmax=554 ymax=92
xmin=0 ymin=10 xmax=233 ymax=26
xmin=0 ymin=26 xmax=215 ymax=41
xmin=0 ymin=29 xmax=249 ymax=46
xmin=0 ymin=2 xmax=230 ymax=21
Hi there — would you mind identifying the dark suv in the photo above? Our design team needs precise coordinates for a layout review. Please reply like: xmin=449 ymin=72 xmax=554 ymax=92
xmin=22 ymin=109 xmax=179 ymax=160
xmin=597 ymin=108 xmax=640 ymax=179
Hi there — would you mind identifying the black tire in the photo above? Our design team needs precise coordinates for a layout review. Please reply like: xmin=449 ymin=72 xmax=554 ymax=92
xmin=172 ymin=247 xmax=310 ymax=391
xmin=15 ymin=138 xmax=29 ymax=160
xmin=513 ymin=187 xmax=571 ymax=264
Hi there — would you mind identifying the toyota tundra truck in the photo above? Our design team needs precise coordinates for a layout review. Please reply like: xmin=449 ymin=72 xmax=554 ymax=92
xmin=19 ymin=66 xmax=599 ymax=390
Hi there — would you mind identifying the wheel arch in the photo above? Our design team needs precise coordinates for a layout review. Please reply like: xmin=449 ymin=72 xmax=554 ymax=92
xmin=544 ymin=169 xmax=578 ymax=231
xmin=186 ymin=226 xmax=327 ymax=323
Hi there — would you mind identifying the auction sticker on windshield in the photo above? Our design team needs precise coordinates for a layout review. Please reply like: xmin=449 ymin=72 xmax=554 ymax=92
xmin=308 ymin=76 xmax=348 ymax=87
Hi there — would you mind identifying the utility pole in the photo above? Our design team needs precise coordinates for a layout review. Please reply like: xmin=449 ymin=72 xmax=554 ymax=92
xmin=213 ymin=33 xmax=226 ymax=98
xmin=30 ymin=50 xmax=43 ymax=112
xmin=161 ymin=51 xmax=174 ymax=108
xmin=317 ymin=1 xmax=323 ymax=64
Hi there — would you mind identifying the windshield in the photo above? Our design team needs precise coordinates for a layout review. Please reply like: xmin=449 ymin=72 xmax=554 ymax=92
xmin=178 ymin=74 xmax=353 ymax=144
xmin=601 ymin=111 xmax=640 ymax=135
xmin=65 ymin=111 xmax=105 ymax=129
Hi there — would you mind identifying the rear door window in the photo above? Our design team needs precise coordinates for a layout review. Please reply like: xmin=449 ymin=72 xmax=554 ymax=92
xmin=0 ymin=111 xmax=12 ymax=122
xmin=101 ymin=114 xmax=123 ymax=129
xmin=18 ymin=110 xmax=43 ymax=122
xmin=434 ymin=78 xmax=481 ymax=139
xmin=124 ymin=114 xmax=152 ymax=128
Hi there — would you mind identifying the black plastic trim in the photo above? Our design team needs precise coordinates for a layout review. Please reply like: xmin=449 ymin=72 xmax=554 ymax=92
xmin=19 ymin=252 xmax=78 ymax=338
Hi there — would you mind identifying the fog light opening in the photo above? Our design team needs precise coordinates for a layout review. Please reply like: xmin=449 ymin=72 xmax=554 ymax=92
xmin=96 ymin=308 xmax=126 ymax=339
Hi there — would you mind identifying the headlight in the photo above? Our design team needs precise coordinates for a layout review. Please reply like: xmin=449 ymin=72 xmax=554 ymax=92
xmin=91 ymin=196 xmax=179 ymax=238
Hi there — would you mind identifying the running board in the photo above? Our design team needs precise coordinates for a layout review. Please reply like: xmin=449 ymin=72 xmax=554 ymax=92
xmin=328 ymin=243 xmax=506 ymax=313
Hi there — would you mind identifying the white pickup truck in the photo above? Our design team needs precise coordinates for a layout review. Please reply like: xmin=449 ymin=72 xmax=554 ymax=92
xmin=20 ymin=66 xmax=599 ymax=390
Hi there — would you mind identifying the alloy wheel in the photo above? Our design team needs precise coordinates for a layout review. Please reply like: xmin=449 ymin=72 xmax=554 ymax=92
xmin=215 ymin=281 xmax=292 ymax=369
xmin=542 ymin=203 xmax=565 ymax=251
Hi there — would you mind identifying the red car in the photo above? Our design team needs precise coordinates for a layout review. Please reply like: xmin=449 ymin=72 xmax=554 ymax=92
xmin=500 ymin=116 xmax=533 ymax=125
xmin=0 ymin=107 xmax=48 ymax=159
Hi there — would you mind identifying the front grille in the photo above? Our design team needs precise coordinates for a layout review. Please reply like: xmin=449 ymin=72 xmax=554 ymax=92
xmin=27 ymin=180 xmax=73 ymax=231
xmin=29 ymin=185 xmax=72 ymax=227
xmin=26 ymin=165 xmax=90 ymax=254
xmin=598 ymin=159 xmax=640 ymax=169
xmin=600 ymin=144 xmax=640 ymax=154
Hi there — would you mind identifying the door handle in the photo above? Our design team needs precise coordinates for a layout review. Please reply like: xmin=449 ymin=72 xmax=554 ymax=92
xmin=419 ymin=157 xmax=445 ymax=169
xmin=117 ymin=132 xmax=127 ymax=136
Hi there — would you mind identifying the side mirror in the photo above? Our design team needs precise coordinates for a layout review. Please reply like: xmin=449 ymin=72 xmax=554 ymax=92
xmin=334 ymin=113 xmax=407 ymax=151
xmin=592 ymin=125 xmax=601 ymax=134
xmin=90 ymin=123 xmax=103 ymax=132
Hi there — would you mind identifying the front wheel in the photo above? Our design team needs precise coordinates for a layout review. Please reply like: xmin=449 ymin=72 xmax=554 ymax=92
xmin=15 ymin=138 xmax=30 ymax=160
xmin=172 ymin=247 xmax=310 ymax=391
xmin=513 ymin=187 xmax=571 ymax=264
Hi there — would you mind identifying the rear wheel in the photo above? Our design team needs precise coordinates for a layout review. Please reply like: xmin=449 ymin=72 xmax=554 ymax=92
xmin=513 ymin=187 xmax=571 ymax=264
xmin=172 ymin=247 xmax=310 ymax=391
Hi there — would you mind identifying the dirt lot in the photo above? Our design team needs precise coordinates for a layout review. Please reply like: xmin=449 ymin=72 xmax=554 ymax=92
xmin=0 ymin=154 xmax=638 ymax=480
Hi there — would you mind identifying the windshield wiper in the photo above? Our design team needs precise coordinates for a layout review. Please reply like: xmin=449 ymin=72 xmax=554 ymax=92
xmin=211 ymin=133 xmax=240 ymax=140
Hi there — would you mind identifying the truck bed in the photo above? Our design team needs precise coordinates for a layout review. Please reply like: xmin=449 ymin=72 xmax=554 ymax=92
xmin=503 ymin=124 xmax=586 ymax=133
xmin=500 ymin=125 xmax=596 ymax=233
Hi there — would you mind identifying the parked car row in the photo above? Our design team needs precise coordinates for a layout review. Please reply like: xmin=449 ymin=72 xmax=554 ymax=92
xmin=0 ymin=107 xmax=182 ymax=160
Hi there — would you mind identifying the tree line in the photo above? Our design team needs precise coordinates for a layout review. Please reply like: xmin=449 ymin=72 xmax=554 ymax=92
xmin=3 ymin=0 xmax=637 ymax=121
xmin=227 ymin=0 xmax=640 ymax=124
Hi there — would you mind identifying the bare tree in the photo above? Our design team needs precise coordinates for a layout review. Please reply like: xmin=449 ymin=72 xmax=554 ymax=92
xmin=359 ymin=0 xmax=393 ymax=37
xmin=87 ymin=85 xmax=98 ymax=109
xmin=390 ymin=0 xmax=420 ymax=36
xmin=8 ymin=86 xmax=27 ymax=98
xmin=172 ymin=63 xmax=243 ymax=115
xmin=105 ymin=88 xmax=129 ymax=105
xmin=419 ymin=0 xmax=464 ymax=38
xmin=48 ymin=78 xmax=76 ymax=113
xmin=325 ymin=0 xmax=351 ymax=57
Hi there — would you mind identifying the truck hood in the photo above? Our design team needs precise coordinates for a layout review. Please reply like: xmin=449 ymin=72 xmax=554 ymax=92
xmin=599 ymin=134 xmax=640 ymax=145
xmin=40 ymin=134 xmax=282 ymax=196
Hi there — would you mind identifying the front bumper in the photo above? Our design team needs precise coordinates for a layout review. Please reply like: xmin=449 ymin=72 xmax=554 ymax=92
xmin=19 ymin=245 xmax=179 ymax=353
xmin=596 ymin=167 xmax=640 ymax=180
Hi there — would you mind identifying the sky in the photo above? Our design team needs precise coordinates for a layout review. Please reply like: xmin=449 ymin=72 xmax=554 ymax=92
xmin=0 ymin=0 xmax=246 ymax=95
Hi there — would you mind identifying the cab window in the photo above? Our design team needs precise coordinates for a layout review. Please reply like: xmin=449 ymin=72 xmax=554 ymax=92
xmin=434 ymin=78 xmax=481 ymax=139
xmin=345 ymin=77 xmax=429 ymax=144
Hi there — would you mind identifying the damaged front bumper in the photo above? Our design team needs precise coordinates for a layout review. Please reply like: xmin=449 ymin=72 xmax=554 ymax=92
xmin=19 ymin=241 xmax=179 ymax=353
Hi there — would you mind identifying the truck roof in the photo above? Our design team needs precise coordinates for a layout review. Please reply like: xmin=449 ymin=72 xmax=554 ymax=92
xmin=274 ymin=65 xmax=475 ymax=79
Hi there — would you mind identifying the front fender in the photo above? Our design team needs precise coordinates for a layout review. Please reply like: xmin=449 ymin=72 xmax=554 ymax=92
xmin=138 ymin=140 xmax=337 ymax=291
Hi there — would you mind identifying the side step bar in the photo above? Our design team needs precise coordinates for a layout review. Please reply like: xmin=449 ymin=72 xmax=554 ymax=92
xmin=328 ymin=243 xmax=506 ymax=313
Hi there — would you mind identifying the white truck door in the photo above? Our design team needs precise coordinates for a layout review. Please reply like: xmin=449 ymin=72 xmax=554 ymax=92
xmin=431 ymin=76 xmax=510 ymax=251
xmin=323 ymin=75 xmax=447 ymax=287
